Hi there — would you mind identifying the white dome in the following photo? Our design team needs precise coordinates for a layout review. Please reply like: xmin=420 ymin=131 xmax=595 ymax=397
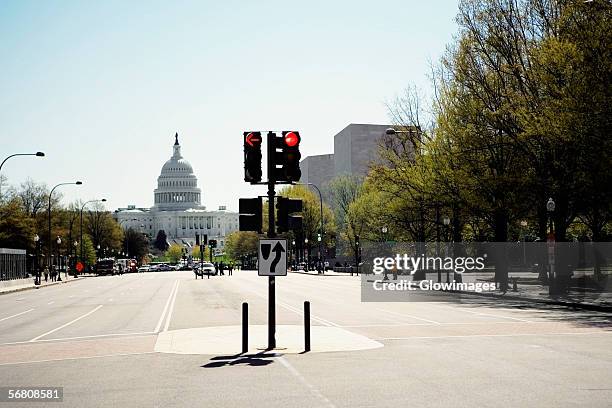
xmin=153 ymin=133 xmax=204 ymax=211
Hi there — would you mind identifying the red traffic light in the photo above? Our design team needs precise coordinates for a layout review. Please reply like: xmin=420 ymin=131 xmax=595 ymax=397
xmin=245 ymin=132 xmax=262 ymax=147
xmin=283 ymin=131 xmax=300 ymax=147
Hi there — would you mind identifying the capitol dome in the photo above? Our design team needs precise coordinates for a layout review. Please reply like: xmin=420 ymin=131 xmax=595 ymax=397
xmin=153 ymin=133 xmax=204 ymax=211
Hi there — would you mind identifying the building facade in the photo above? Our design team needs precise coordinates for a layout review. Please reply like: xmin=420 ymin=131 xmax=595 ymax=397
xmin=300 ymin=123 xmax=391 ymax=196
xmin=114 ymin=134 xmax=238 ymax=249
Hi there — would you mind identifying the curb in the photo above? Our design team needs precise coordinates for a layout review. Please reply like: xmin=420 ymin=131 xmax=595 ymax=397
xmin=289 ymin=270 xmax=349 ymax=277
xmin=451 ymin=289 xmax=612 ymax=312
xmin=0 ymin=277 xmax=87 ymax=296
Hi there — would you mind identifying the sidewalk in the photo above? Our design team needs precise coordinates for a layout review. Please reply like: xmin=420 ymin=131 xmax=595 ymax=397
xmin=454 ymin=281 xmax=612 ymax=312
xmin=289 ymin=269 xmax=353 ymax=277
xmin=0 ymin=276 xmax=87 ymax=295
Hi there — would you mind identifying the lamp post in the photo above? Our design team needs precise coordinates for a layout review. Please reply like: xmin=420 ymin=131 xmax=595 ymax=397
xmin=443 ymin=217 xmax=451 ymax=283
xmin=291 ymin=240 xmax=296 ymax=268
xmin=48 ymin=181 xmax=82 ymax=275
xmin=304 ymin=238 xmax=309 ymax=271
xmin=520 ymin=220 xmax=528 ymax=267
xmin=0 ymin=152 xmax=45 ymax=198
xmin=80 ymin=198 xmax=106 ymax=264
xmin=34 ymin=235 xmax=41 ymax=285
xmin=296 ymin=182 xmax=325 ymax=271
xmin=56 ymin=236 xmax=62 ymax=282
xmin=546 ymin=198 xmax=556 ymax=295
xmin=73 ymin=240 xmax=78 ymax=278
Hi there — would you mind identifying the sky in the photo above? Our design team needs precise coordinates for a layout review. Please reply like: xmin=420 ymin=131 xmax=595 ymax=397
xmin=0 ymin=0 xmax=459 ymax=212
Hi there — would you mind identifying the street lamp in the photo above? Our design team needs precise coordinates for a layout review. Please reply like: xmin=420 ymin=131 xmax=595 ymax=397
xmin=80 ymin=198 xmax=106 ymax=264
xmin=547 ymin=198 xmax=556 ymax=295
xmin=304 ymin=238 xmax=309 ymax=270
xmin=295 ymin=182 xmax=325 ymax=270
xmin=56 ymin=236 xmax=62 ymax=282
xmin=442 ymin=217 xmax=451 ymax=282
xmin=0 ymin=152 xmax=45 ymax=197
xmin=73 ymin=240 xmax=78 ymax=278
xmin=48 ymin=181 xmax=82 ymax=276
xmin=34 ymin=234 xmax=41 ymax=285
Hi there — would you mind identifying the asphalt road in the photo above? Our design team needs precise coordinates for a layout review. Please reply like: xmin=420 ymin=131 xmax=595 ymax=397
xmin=0 ymin=270 xmax=610 ymax=407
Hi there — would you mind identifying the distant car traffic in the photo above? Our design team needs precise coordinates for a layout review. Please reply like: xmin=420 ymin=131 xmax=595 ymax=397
xmin=138 ymin=265 xmax=151 ymax=273
xmin=194 ymin=262 xmax=216 ymax=278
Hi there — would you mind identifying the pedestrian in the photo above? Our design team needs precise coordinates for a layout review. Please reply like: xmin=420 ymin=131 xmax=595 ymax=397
xmin=214 ymin=262 xmax=219 ymax=276
xmin=229 ymin=263 xmax=233 ymax=276
xmin=219 ymin=261 xmax=225 ymax=276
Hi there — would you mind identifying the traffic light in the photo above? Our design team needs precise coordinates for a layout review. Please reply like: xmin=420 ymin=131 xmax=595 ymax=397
xmin=276 ymin=196 xmax=303 ymax=232
xmin=209 ymin=240 xmax=217 ymax=249
xmin=267 ymin=131 xmax=301 ymax=183
xmin=244 ymin=131 xmax=262 ymax=183
xmin=239 ymin=197 xmax=262 ymax=232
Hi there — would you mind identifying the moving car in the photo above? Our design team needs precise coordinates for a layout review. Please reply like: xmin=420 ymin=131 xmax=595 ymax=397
xmin=194 ymin=262 xmax=216 ymax=278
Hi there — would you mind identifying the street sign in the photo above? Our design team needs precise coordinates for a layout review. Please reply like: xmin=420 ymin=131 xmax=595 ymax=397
xmin=258 ymin=239 xmax=287 ymax=276
xmin=75 ymin=261 xmax=84 ymax=272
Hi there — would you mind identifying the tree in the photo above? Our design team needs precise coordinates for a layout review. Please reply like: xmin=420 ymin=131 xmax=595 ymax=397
xmin=123 ymin=228 xmax=149 ymax=261
xmin=165 ymin=244 xmax=183 ymax=263
xmin=325 ymin=175 xmax=363 ymax=232
xmin=192 ymin=244 xmax=211 ymax=260
xmin=225 ymin=231 xmax=258 ymax=261
xmin=0 ymin=198 xmax=35 ymax=250
xmin=278 ymin=185 xmax=336 ymax=258
xmin=154 ymin=230 xmax=169 ymax=251
xmin=84 ymin=203 xmax=123 ymax=252
xmin=16 ymin=179 xmax=49 ymax=218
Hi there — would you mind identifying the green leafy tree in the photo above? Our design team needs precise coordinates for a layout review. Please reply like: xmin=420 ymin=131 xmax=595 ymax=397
xmin=0 ymin=198 xmax=35 ymax=250
xmin=165 ymin=243 xmax=183 ymax=263
xmin=225 ymin=231 xmax=258 ymax=261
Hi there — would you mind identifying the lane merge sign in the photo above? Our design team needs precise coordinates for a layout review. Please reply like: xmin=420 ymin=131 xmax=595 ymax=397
xmin=258 ymin=239 xmax=287 ymax=276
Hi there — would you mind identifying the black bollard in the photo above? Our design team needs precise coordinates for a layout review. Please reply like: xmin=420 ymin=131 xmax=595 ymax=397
xmin=242 ymin=302 xmax=248 ymax=354
xmin=304 ymin=301 xmax=311 ymax=352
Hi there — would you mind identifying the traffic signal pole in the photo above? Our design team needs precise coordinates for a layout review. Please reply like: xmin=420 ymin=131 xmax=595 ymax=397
xmin=267 ymin=131 xmax=277 ymax=350
xmin=267 ymin=181 xmax=276 ymax=350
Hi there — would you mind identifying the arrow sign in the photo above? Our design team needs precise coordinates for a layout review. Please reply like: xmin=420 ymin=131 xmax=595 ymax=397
xmin=258 ymin=239 xmax=287 ymax=276
xmin=246 ymin=132 xmax=261 ymax=147
xmin=270 ymin=242 xmax=286 ymax=273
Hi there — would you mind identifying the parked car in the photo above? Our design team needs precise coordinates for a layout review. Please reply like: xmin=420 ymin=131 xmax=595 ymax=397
xmin=194 ymin=262 xmax=216 ymax=278
xmin=138 ymin=265 xmax=151 ymax=273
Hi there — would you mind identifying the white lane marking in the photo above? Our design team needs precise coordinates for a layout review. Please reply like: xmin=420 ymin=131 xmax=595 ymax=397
xmin=0 ymin=351 xmax=157 ymax=366
xmin=154 ymin=280 xmax=179 ymax=333
xmin=0 ymin=309 xmax=34 ymax=323
xmin=278 ymin=357 xmax=336 ymax=408
xmin=380 ymin=331 xmax=612 ymax=340
xmin=444 ymin=306 xmax=532 ymax=322
xmin=344 ymin=321 xmax=562 ymax=328
xmin=374 ymin=307 xmax=441 ymax=324
xmin=29 ymin=305 xmax=103 ymax=342
xmin=48 ymin=301 xmax=54 ymax=305
xmin=231 ymin=278 xmax=341 ymax=327
xmin=277 ymin=300 xmax=339 ymax=327
xmin=0 ymin=331 xmax=155 ymax=346
xmin=163 ymin=281 xmax=180 ymax=332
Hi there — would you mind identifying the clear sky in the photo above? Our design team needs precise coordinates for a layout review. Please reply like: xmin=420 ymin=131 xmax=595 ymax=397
xmin=0 ymin=0 xmax=459 ymax=212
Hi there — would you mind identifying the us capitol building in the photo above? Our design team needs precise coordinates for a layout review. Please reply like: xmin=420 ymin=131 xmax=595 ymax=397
xmin=114 ymin=133 xmax=238 ymax=250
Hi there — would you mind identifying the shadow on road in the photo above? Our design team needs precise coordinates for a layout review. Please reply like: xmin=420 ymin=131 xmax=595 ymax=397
xmin=453 ymin=295 xmax=612 ymax=329
xmin=202 ymin=352 xmax=277 ymax=368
